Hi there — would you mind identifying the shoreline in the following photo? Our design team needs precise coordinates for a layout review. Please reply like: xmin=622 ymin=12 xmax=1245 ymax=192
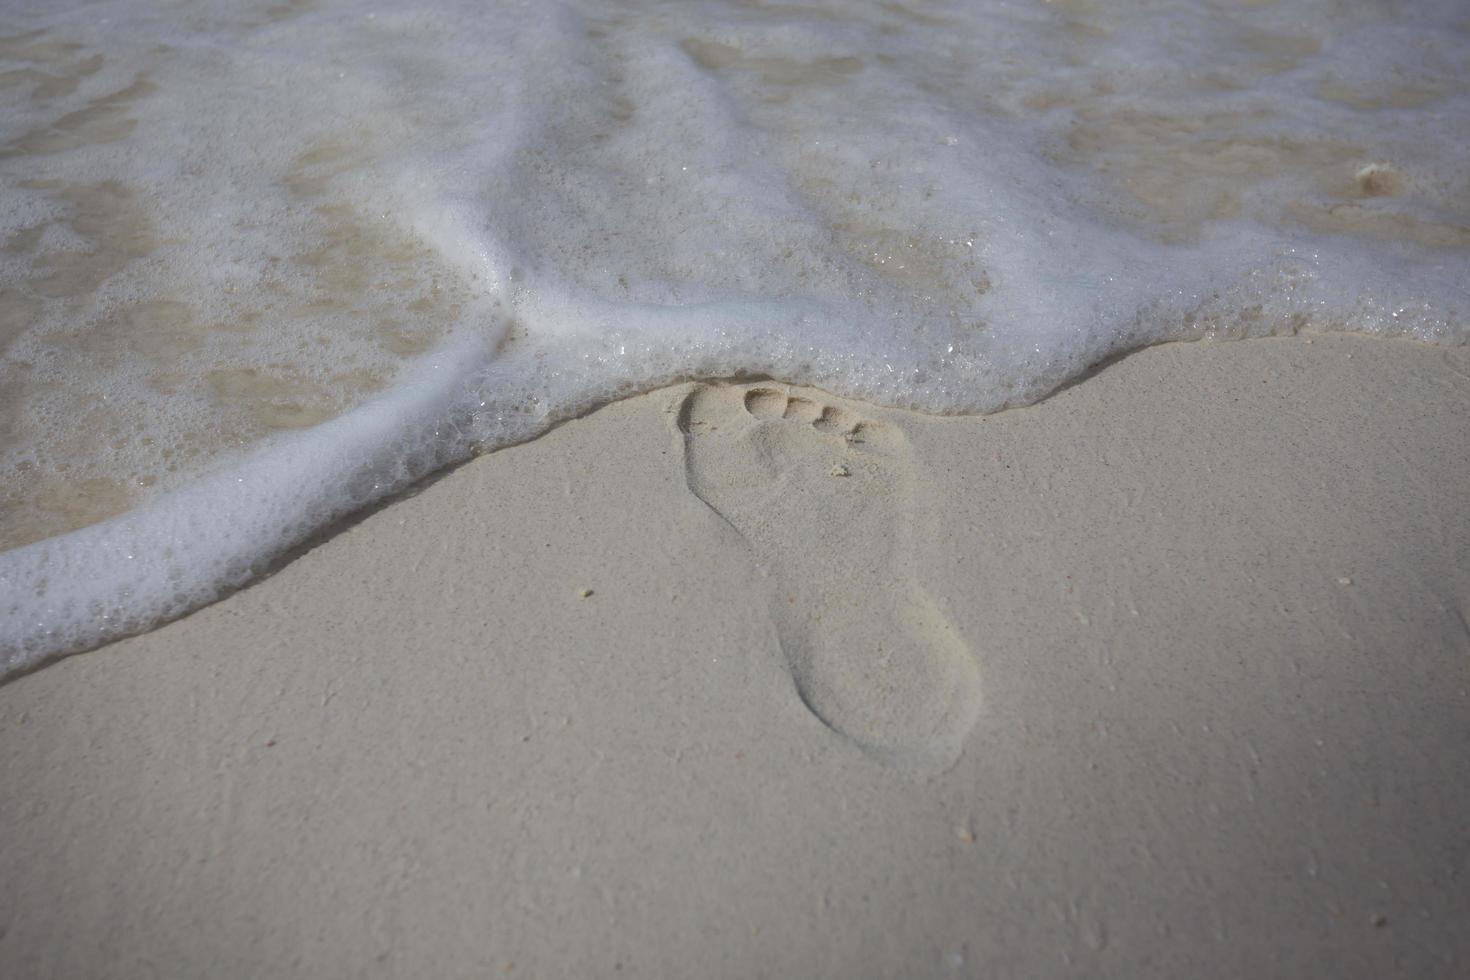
xmin=2 ymin=333 xmax=1468 ymax=977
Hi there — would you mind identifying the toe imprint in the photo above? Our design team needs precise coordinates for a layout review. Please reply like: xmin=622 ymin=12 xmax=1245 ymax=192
xmin=735 ymin=386 xmax=893 ymax=452
xmin=743 ymin=387 xmax=788 ymax=421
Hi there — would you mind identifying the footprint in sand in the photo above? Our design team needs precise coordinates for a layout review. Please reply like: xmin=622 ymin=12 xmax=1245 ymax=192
xmin=677 ymin=383 xmax=980 ymax=771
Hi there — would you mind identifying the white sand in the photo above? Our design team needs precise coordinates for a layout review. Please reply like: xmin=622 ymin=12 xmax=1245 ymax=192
xmin=2 ymin=334 xmax=1468 ymax=977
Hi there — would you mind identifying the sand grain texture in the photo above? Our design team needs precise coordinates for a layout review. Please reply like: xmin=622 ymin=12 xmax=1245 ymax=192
xmin=1 ymin=335 xmax=1468 ymax=978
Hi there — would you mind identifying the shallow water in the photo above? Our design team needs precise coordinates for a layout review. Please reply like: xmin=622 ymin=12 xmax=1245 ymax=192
xmin=1 ymin=0 xmax=1467 ymax=674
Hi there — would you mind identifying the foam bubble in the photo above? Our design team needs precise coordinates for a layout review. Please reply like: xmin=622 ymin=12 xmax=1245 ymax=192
xmin=1 ymin=0 xmax=1467 ymax=675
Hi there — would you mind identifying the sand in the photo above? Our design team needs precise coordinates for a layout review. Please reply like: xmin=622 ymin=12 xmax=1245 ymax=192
xmin=1 ymin=333 xmax=1468 ymax=978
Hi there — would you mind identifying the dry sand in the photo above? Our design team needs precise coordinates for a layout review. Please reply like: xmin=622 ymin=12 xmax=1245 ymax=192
xmin=1 ymin=334 xmax=1468 ymax=978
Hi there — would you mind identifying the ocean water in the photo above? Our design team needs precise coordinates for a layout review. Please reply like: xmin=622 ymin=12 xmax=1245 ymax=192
xmin=1 ymin=0 xmax=1466 ymax=674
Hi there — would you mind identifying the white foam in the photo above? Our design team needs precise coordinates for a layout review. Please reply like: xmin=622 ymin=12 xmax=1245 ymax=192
xmin=1 ymin=0 xmax=1467 ymax=675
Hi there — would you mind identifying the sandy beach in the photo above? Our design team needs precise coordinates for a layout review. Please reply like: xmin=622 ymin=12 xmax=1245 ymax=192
xmin=1 ymin=333 xmax=1468 ymax=977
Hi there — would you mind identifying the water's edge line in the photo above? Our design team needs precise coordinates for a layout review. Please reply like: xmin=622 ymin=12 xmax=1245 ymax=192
xmin=0 ymin=328 xmax=1455 ymax=683
xmin=0 ymin=335 xmax=497 ymax=679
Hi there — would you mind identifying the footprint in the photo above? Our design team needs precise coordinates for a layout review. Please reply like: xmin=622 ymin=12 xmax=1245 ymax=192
xmin=677 ymin=382 xmax=980 ymax=772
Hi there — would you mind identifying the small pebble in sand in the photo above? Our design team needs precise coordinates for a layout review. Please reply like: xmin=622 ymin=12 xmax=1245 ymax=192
xmin=956 ymin=826 xmax=975 ymax=844
xmin=1355 ymin=163 xmax=1399 ymax=198
xmin=1370 ymin=913 xmax=1388 ymax=928
xmin=579 ymin=588 xmax=594 ymax=598
xmin=1337 ymin=577 xmax=1353 ymax=586
xmin=830 ymin=463 xmax=851 ymax=477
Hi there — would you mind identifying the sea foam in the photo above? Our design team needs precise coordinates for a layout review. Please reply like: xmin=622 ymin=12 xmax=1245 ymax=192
xmin=2 ymin=0 xmax=1467 ymax=675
